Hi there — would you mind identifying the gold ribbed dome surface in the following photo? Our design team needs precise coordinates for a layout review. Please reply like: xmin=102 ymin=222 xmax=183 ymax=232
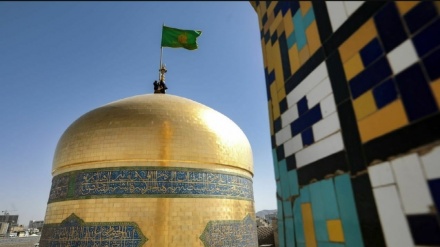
xmin=53 ymin=94 xmax=253 ymax=174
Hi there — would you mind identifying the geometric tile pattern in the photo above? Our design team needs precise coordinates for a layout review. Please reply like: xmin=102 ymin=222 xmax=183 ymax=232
xmin=251 ymin=1 xmax=440 ymax=247
xmin=285 ymin=174 xmax=363 ymax=247
xmin=369 ymin=147 xmax=440 ymax=246
xmin=340 ymin=1 xmax=440 ymax=143
xmin=278 ymin=61 xmax=343 ymax=168
xmin=326 ymin=1 xmax=365 ymax=32
xmin=199 ymin=214 xmax=258 ymax=247
xmin=260 ymin=1 xmax=322 ymax=123
xmin=39 ymin=213 xmax=147 ymax=247
xmin=48 ymin=167 xmax=254 ymax=203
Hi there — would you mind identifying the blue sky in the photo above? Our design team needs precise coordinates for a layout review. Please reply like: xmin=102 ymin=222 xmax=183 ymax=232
xmin=0 ymin=1 xmax=275 ymax=225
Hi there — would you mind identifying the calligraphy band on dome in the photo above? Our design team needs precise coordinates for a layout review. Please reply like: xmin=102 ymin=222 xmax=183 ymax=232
xmin=48 ymin=167 xmax=254 ymax=203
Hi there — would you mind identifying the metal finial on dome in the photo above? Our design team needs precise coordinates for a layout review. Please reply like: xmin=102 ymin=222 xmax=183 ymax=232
xmin=154 ymin=64 xmax=168 ymax=94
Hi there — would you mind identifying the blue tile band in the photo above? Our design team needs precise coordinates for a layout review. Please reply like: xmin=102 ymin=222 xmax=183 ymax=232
xmin=48 ymin=174 xmax=70 ymax=202
xmin=40 ymin=214 xmax=147 ymax=247
xmin=48 ymin=167 xmax=253 ymax=203
xmin=199 ymin=214 xmax=258 ymax=247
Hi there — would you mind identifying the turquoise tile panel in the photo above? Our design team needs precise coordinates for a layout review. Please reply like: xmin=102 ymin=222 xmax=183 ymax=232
xmin=320 ymin=179 xmax=340 ymax=219
xmin=318 ymin=242 xmax=345 ymax=247
xmin=273 ymin=149 xmax=280 ymax=179
xmin=303 ymin=7 xmax=315 ymax=27
xmin=300 ymin=186 xmax=310 ymax=203
xmin=277 ymin=199 xmax=284 ymax=219
xmin=279 ymin=159 xmax=288 ymax=174
xmin=277 ymin=181 xmax=282 ymax=199
xmin=334 ymin=174 xmax=365 ymax=247
xmin=285 ymin=217 xmax=296 ymax=247
xmin=279 ymin=160 xmax=291 ymax=199
xmin=278 ymin=219 xmax=286 ymax=247
xmin=310 ymin=182 xmax=329 ymax=241
xmin=293 ymin=197 xmax=305 ymax=244
xmin=298 ymin=243 xmax=306 ymax=247
xmin=288 ymin=170 xmax=299 ymax=196
xmin=293 ymin=10 xmax=307 ymax=50
xmin=283 ymin=200 xmax=293 ymax=217
xmin=287 ymin=31 xmax=297 ymax=49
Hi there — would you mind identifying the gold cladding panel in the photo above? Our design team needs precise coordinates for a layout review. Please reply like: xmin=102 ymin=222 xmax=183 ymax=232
xmin=53 ymin=94 xmax=253 ymax=175
xmin=44 ymin=198 xmax=255 ymax=247
xmin=53 ymin=160 xmax=252 ymax=178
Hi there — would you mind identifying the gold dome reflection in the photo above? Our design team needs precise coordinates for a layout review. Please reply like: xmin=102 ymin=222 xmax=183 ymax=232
xmin=52 ymin=94 xmax=253 ymax=175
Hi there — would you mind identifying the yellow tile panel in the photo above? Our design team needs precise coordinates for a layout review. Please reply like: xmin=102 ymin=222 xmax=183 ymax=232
xmin=259 ymin=0 xmax=267 ymax=14
xmin=268 ymin=101 xmax=275 ymax=135
xmin=353 ymin=90 xmax=377 ymax=120
xmin=276 ymin=19 xmax=285 ymax=37
xmin=300 ymin=1 xmax=312 ymax=16
xmin=270 ymin=41 xmax=285 ymax=89
xmin=270 ymin=83 xmax=281 ymax=119
xmin=266 ymin=1 xmax=276 ymax=15
xmin=265 ymin=40 xmax=274 ymax=71
xmin=436 ymin=2 xmax=440 ymax=13
xmin=276 ymin=77 xmax=285 ymax=93
xmin=261 ymin=41 xmax=269 ymax=68
xmin=301 ymin=203 xmax=317 ymax=247
xmin=306 ymin=20 xmax=321 ymax=56
xmin=431 ymin=78 xmax=440 ymax=108
xmin=327 ymin=219 xmax=345 ymax=242
xmin=267 ymin=12 xmax=275 ymax=30
xmin=299 ymin=44 xmax=310 ymax=65
xmin=283 ymin=9 xmax=294 ymax=37
xmin=344 ymin=53 xmax=365 ymax=81
xmin=358 ymin=99 xmax=409 ymax=143
xmin=396 ymin=1 xmax=420 ymax=15
xmin=263 ymin=15 xmax=271 ymax=33
xmin=270 ymin=12 xmax=284 ymax=35
xmin=289 ymin=44 xmax=301 ymax=75
xmin=339 ymin=19 xmax=378 ymax=63
xmin=277 ymin=88 xmax=286 ymax=102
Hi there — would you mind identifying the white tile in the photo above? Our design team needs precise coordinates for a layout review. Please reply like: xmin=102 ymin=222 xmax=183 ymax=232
xmin=373 ymin=185 xmax=414 ymax=247
xmin=284 ymin=134 xmax=303 ymax=157
xmin=391 ymin=153 xmax=434 ymax=214
xmin=344 ymin=1 xmax=364 ymax=16
xmin=387 ymin=39 xmax=418 ymax=75
xmin=281 ymin=105 xmax=299 ymax=128
xmin=420 ymin=145 xmax=440 ymax=180
xmin=306 ymin=78 xmax=333 ymax=108
xmin=320 ymin=94 xmax=337 ymax=118
xmin=296 ymin=131 xmax=344 ymax=168
xmin=275 ymin=125 xmax=292 ymax=146
xmin=326 ymin=1 xmax=348 ymax=32
xmin=368 ymin=162 xmax=395 ymax=188
xmin=286 ymin=62 xmax=328 ymax=107
xmin=312 ymin=111 xmax=340 ymax=142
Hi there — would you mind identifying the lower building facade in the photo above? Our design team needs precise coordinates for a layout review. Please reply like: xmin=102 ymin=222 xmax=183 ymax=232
xmin=250 ymin=1 xmax=440 ymax=246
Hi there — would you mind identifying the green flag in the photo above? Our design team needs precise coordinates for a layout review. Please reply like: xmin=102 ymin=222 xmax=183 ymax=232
xmin=161 ymin=26 xmax=202 ymax=50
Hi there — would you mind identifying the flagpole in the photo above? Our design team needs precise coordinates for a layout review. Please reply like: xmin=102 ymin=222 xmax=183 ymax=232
xmin=159 ymin=23 xmax=164 ymax=81
xmin=159 ymin=47 xmax=163 ymax=81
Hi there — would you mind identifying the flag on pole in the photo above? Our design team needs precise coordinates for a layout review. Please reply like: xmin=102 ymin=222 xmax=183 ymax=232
xmin=161 ymin=25 xmax=202 ymax=50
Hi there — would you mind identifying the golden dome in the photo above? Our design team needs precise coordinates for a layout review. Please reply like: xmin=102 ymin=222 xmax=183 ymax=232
xmin=52 ymin=94 xmax=253 ymax=175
